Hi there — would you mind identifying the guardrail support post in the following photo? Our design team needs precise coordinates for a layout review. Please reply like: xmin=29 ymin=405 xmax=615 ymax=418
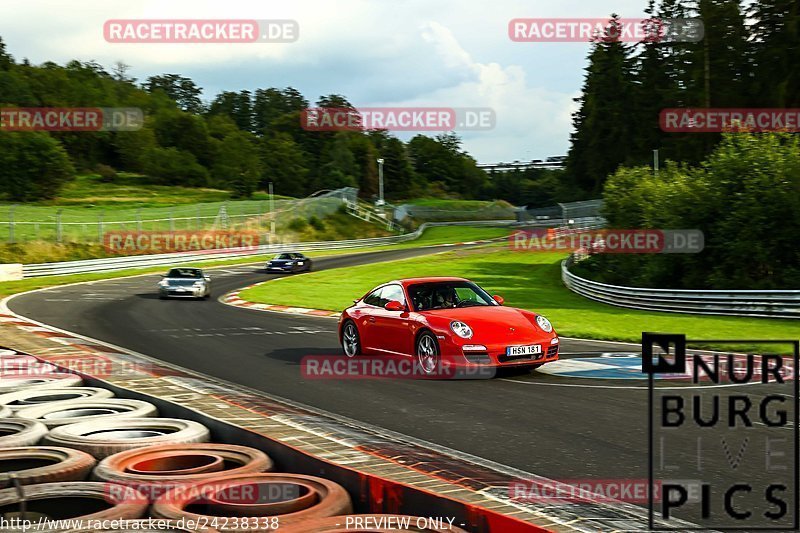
xmin=8 ymin=204 xmax=16 ymax=244
xmin=56 ymin=209 xmax=63 ymax=244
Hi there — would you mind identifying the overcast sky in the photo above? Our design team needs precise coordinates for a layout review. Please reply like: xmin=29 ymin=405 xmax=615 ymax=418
xmin=2 ymin=0 xmax=649 ymax=162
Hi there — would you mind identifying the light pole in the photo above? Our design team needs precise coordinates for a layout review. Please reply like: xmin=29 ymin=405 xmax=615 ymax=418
xmin=268 ymin=182 xmax=276 ymax=244
xmin=376 ymin=158 xmax=385 ymax=207
xmin=653 ymin=149 xmax=660 ymax=176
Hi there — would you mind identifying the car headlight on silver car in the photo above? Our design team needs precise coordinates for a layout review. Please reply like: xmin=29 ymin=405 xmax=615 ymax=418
xmin=536 ymin=315 xmax=553 ymax=333
xmin=450 ymin=321 xmax=473 ymax=339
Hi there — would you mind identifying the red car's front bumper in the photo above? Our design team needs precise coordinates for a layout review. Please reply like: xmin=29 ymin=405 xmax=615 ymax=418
xmin=439 ymin=335 xmax=560 ymax=368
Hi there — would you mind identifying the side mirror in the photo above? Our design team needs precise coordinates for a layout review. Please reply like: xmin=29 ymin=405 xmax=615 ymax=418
xmin=493 ymin=295 xmax=505 ymax=305
xmin=204 ymin=276 xmax=211 ymax=282
xmin=385 ymin=300 xmax=405 ymax=312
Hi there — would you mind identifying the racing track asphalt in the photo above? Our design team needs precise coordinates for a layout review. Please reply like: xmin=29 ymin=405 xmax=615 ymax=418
xmin=9 ymin=244 xmax=793 ymax=524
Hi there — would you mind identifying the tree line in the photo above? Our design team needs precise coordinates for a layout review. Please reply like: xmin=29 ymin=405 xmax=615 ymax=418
xmin=565 ymin=0 xmax=799 ymax=194
xmin=0 ymin=36 xmax=563 ymax=203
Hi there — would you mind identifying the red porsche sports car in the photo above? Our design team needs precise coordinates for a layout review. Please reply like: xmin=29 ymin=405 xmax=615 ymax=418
xmin=338 ymin=277 xmax=559 ymax=375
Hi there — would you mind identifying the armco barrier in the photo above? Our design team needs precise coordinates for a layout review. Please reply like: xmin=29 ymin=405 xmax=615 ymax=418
xmin=22 ymin=220 xmax=519 ymax=278
xmin=562 ymin=255 xmax=800 ymax=319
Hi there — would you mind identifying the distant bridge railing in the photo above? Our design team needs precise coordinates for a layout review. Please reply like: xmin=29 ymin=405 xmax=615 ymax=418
xmin=562 ymin=255 xmax=800 ymax=319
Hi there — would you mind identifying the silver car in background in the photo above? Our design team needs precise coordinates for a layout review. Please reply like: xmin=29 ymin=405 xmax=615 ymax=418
xmin=158 ymin=267 xmax=212 ymax=300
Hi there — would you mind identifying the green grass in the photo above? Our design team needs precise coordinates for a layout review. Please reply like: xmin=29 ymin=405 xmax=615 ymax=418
xmin=403 ymin=198 xmax=512 ymax=210
xmin=14 ymin=173 xmax=292 ymax=207
xmin=240 ymin=248 xmax=800 ymax=349
xmin=0 ymin=173 xmax=297 ymax=243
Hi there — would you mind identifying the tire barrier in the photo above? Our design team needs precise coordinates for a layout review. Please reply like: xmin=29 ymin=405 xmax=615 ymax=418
xmin=0 ymin=481 xmax=148 ymax=524
xmin=93 ymin=444 xmax=274 ymax=499
xmin=44 ymin=418 xmax=211 ymax=459
xmin=0 ymin=446 xmax=96 ymax=489
xmin=0 ymin=387 xmax=115 ymax=412
xmin=0 ymin=419 xmax=48 ymax=448
xmin=151 ymin=473 xmax=353 ymax=531
xmin=15 ymin=399 xmax=158 ymax=428
xmin=0 ymin=348 xmax=498 ymax=532
xmin=0 ymin=373 xmax=83 ymax=393
xmin=62 ymin=520 xmax=219 ymax=532
xmin=278 ymin=515 xmax=471 ymax=532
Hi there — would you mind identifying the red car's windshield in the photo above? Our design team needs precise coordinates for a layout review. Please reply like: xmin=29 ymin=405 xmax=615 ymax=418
xmin=408 ymin=281 xmax=497 ymax=311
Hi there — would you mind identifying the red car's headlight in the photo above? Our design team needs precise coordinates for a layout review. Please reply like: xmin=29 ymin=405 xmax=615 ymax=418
xmin=536 ymin=315 xmax=553 ymax=333
xmin=450 ymin=321 xmax=473 ymax=339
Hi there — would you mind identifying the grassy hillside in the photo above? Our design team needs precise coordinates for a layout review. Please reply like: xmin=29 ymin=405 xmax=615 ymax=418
xmin=0 ymin=173 xmax=395 ymax=263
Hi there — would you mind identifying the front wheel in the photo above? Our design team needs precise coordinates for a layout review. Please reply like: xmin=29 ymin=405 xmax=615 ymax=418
xmin=342 ymin=321 xmax=361 ymax=357
xmin=416 ymin=332 xmax=441 ymax=376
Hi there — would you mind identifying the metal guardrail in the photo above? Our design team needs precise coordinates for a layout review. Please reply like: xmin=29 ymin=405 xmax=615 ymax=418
xmin=562 ymin=255 xmax=800 ymax=319
xmin=21 ymin=221 xmax=517 ymax=278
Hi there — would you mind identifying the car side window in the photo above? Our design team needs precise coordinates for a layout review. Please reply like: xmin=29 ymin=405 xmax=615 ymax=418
xmin=363 ymin=289 xmax=384 ymax=307
xmin=381 ymin=285 xmax=406 ymax=306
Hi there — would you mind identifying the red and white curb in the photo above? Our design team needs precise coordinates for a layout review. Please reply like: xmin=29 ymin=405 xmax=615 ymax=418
xmin=222 ymin=286 xmax=340 ymax=318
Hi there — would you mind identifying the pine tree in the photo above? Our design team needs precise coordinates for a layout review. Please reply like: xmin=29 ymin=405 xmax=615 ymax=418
xmin=749 ymin=0 xmax=800 ymax=106
xmin=565 ymin=15 xmax=636 ymax=194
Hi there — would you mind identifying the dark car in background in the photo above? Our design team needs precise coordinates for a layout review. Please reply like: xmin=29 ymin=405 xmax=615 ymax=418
xmin=158 ymin=268 xmax=211 ymax=300
xmin=266 ymin=252 xmax=313 ymax=274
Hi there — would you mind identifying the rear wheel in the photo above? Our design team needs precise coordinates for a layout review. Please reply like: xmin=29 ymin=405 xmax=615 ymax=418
xmin=416 ymin=332 xmax=441 ymax=376
xmin=341 ymin=321 xmax=361 ymax=357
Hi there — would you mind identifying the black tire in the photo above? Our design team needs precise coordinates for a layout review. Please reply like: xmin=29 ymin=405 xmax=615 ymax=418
xmin=341 ymin=320 xmax=361 ymax=357
xmin=415 ymin=331 xmax=441 ymax=377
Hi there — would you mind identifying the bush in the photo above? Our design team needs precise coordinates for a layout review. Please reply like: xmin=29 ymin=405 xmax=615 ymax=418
xmin=143 ymin=147 xmax=209 ymax=187
xmin=96 ymin=164 xmax=117 ymax=183
xmin=0 ymin=131 xmax=75 ymax=201
xmin=308 ymin=215 xmax=325 ymax=231
xmin=593 ymin=133 xmax=800 ymax=289
xmin=287 ymin=218 xmax=308 ymax=232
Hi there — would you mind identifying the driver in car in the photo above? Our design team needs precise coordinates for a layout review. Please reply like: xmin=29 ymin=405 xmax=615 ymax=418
xmin=434 ymin=287 xmax=458 ymax=309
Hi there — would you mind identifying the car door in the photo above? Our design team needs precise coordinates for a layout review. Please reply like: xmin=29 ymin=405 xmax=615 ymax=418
xmin=370 ymin=284 xmax=412 ymax=356
xmin=358 ymin=287 xmax=386 ymax=351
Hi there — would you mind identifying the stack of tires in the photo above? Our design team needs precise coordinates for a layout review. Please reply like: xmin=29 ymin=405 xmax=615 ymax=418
xmin=0 ymin=348 xmax=467 ymax=532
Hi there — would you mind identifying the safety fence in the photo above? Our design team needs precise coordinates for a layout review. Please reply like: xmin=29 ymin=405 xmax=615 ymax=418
xmin=562 ymin=255 xmax=800 ymax=319
xmin=1 ymin=189 xmax=360 ymax=245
